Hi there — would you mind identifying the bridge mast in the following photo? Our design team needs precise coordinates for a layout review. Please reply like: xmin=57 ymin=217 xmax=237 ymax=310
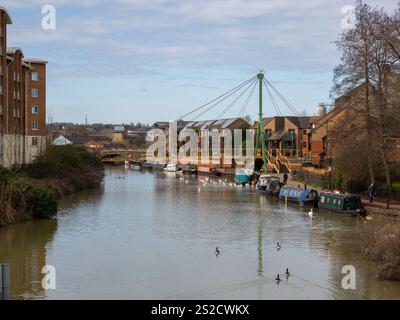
xmin=256 ymin=71 xmax=268 ymax=173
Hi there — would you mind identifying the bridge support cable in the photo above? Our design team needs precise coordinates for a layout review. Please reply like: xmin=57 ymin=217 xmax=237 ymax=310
xmin=263 ymin=79 xmax=283 ymax=116
xmin=215 ymin=77 xmax=258 ymax=120
xmin=264 ymin=78 xmax=300 ymax=116
xmin=191 ymin=76 xmax=257 ymax=121
xmin=238 ymin=79 xmax=258 ymax=118
xmin=177 ymin=75 xmax=258 ymax=121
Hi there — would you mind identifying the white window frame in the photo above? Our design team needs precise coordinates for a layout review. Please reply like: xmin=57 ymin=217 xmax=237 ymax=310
xmin=32 ymin=88 xmax=39 ymax=97
xmin=32 ymin=137 xmax=38 ymax=146
xmin=32 ymin=105 xmax=39 ymax=114
xmin=32 ymin=72 xmax=39 ymax=81
xmin=32 ymin=121 xmax=39 ymax=130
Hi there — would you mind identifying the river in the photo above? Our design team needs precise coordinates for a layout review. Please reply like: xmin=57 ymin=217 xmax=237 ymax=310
xmin=1 ymin=166 xmax=399 ymax=299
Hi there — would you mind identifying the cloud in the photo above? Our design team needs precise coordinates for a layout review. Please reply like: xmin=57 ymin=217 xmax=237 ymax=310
xmin=3 ymin=1 xmax=399 ymax=81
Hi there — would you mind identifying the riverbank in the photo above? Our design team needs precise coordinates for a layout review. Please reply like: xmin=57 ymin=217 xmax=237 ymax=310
xmin=0 ymin=145 xmax=104 ymax=227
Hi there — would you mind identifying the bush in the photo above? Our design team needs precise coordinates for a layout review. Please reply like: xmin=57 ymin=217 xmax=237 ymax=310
xmin=24 ymin=145 xmax=103 ymax=179
xmin=358 ymin=219 xmax=400 ymax=281
xmin=32 ymin=187 xmax=57 ymax=219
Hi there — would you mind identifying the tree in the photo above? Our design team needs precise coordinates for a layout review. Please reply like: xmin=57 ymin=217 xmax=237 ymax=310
xmin=332 ymin=0 xmax=378 ymax=184
xmin=332 ymin=1 xmax=400 ymax=207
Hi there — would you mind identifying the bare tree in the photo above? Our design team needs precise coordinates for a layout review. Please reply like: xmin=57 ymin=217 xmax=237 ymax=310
xmin=332 ymin=1 xmax=378 ymax=184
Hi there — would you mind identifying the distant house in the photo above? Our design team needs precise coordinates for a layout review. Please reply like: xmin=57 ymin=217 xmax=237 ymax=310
xmin=84 ymin=140 xmax=105 ymax=150
xmin=65 ymin=136 xmax=91 ymax=145
xmin=113 ymin=125 xmax=125 ymax=133
xmin=51 ymin=135 xmax=73 ymax=146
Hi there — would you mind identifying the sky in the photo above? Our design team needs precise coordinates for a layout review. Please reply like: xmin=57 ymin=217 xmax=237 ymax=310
xmin=2 ymin=0 xmax=397 ymax=124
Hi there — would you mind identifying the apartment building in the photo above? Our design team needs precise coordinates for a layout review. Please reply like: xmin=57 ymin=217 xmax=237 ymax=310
xmin=0 ymin=6 xmax=47 ymax=167
xmin=253 ymin=115 xmax=320 ymax=161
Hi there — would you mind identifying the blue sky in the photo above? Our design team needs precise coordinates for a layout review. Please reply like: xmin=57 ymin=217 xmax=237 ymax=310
xmin=2 ymin=0 xmax=397 ymax=124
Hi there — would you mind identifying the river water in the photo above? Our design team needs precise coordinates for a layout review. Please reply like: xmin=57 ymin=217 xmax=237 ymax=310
xmin=1 ymin=166 xmax=399 ymax=300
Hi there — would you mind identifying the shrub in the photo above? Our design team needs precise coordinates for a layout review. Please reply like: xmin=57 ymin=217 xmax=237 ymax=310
xmin=24 ymin=145 xmax=103 ymax=179
xmin=358 ymin=219 xmax=400 ymax=281
xmin=31 ymin=187 xmax=57 ymax=219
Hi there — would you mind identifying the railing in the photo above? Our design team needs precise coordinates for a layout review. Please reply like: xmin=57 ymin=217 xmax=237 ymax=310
xmin=276 ymin=149 xmax=292 ymax=173
xmin=265 ymin=149 xmax=280 ymax=173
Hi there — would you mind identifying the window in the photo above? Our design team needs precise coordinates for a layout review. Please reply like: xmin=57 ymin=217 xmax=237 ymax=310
xmin=32 ymin=137 xmax=38 ymax=146
xmin=32 ymin=105 xmax=39 ymax=114
xmin=32 ymin=121 xmax=39 ymax=130
xmin=32 ymin=72 xmax=39 ymax=81
xmin=32 ymin=88 xmax=39 ymax=97
xmin=0 ymin=104 xmax=3 ymax=115
xmin=0 ymin=85 xmax=2 ymax=95
xmin=13 ymin=72 xmax=17 ymax=81
xmin=14 ymin=90 xmax=17 ymax=99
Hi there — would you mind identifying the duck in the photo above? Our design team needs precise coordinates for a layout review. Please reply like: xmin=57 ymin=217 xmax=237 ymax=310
xmin=276 ymin=242 xmax=281 ymax=251
xmin=275 ymin=274 xmax=281 ymax=284
xmin=284 ymin=268 xmax=290 ymax=279
xmin=215 ymin=247 xmax=220 ymax=256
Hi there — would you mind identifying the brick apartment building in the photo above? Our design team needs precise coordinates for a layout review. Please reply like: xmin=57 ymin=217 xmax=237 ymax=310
xmin=0 ymin=7 xmax=47 ymax=167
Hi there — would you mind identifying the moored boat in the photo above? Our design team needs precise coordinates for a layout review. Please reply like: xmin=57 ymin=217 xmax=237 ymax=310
xmin=128 ymin=160 xmax=144 ymax=170
xmin=279 ymin=186 xmax=319 ymax=206
xmin=234 ymin=166 xmax=254 ymax=185
xmin=152 ymin=162 xmax=167 ymax=170
xmin=141 ymin=162 xmax=153 ymax=170
xmin=198 ymin=166 xmax=220 ymax=176
xmin=319 ymin=192 xmax=366 ymax=216
xmin=256 ymin=175 xmax=283 ymax=196
xmin=164 ymin=163 xmax=180 ymax=172
xmin=182 ymin=164 xmax=197 ymax=174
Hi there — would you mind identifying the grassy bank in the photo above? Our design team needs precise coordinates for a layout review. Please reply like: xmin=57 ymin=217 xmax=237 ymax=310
xmin=0 ymin=145 xmax=104 ymax=226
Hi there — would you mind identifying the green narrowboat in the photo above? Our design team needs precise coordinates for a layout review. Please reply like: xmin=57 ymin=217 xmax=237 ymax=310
xmin=318 ymin=192 xmax=366 ymax=216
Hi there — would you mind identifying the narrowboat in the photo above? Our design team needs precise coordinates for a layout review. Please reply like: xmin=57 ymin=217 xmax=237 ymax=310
xmin=127 ymin=160 xmax=144 ymax=170
xmin=164 ymin=163 xmax=181 ymax=172
xmin=318 ymin=192 xmax=366 ymax=216
xmin=256 ymin=175 xmax=283 ymax=196
xmin=198 ymin=166 xmax=221 ymax=176
xmin=141 ymin=162 xmax=153 ymax=170
xmin=279 ymin=186 xmax=319 ymax=206
xmin=182 ymin=164 xmax=197 ymax=174
xmin=234 ymin=166 xmax=254 ymax=185
xmin=152 ymin=162 xmax=167 ymax=170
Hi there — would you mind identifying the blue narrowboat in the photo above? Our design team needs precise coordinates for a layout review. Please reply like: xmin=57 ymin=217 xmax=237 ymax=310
xmin=279 ymin=186 xmax=319 ymax=206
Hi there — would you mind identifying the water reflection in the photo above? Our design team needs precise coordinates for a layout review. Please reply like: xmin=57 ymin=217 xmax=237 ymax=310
xmin=0 ymin=166 xmax=399 ymax=299
xmin=0 ymin=219 xmax=57 ymax=299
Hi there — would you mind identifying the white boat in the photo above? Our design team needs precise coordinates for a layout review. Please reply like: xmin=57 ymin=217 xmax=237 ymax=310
xmin=164 ymin=163 xmax=180 ymax=172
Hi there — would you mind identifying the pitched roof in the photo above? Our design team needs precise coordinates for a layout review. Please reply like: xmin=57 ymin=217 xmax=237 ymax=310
xmin=0 ymin=7 xmax=12 ymax=24
xmin=66 ymin=136 xmax=91 ymax=145
xmin=184 ymin=118 xmax=249 ymax=131
xmin=285 ymin=116 xmax=314 ymax=129
xmin=7 ymin=47 xmax=24 ymax=57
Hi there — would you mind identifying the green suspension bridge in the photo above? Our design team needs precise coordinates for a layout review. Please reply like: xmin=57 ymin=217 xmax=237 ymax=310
xmin=101 ymin=71 xmax=302 ymax=173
